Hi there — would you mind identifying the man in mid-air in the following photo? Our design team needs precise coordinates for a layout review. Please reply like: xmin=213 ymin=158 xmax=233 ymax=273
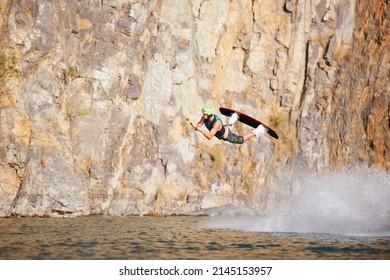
xmin=194 ymin=105 xmax=267 ymax=144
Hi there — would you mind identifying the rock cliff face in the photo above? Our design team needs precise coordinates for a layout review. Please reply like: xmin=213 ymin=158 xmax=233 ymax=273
xmin=0 ymin=0 xmax=388 ymax=217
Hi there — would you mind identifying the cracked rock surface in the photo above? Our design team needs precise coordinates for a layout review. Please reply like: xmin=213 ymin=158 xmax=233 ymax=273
xmin=0 ymin=0 xmax=388 ymax=216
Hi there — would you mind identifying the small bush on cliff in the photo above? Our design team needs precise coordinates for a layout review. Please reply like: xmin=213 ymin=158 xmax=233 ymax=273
xmin=0 ymin=52 xmax=20 ymax=78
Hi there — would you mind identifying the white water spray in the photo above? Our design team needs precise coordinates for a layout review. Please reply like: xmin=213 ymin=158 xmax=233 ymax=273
xmin=206 ymin=165 xmax=390 ymax=236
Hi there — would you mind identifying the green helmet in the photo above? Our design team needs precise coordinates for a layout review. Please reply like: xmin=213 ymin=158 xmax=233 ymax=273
xmin=202 ymin=105 xmax=216 ymax=115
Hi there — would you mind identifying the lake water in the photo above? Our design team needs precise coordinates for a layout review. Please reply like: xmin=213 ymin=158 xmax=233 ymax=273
xmin=0 ymin=215 xmax=389 ymax=260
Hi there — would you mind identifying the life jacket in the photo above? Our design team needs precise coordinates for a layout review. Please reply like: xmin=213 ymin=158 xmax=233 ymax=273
xmin=205 ymin=115 xmax=226 ymax=139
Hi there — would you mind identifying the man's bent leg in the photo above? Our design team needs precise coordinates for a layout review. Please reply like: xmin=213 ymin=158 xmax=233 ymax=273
xmin=225 ymin=131 xmax=244 ymax=144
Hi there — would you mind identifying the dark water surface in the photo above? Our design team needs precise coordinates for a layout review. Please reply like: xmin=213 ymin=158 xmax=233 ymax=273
xmin=0 ymin=216 xmax=389 ymax=260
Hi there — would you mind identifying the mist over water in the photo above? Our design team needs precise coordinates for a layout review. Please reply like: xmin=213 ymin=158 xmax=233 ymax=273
xmin=206 ymin=165 xmax=390 ymax=236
